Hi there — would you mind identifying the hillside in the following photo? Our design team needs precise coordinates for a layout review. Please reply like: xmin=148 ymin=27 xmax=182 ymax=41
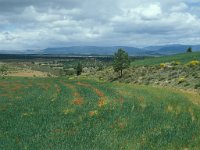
xmin=86 ymin=52 xmax=200 ymax=92
xmin=144 ymin=44 xmax=200 ymax=55
xmin=1 ymin=78 xmax=200 ymax=149
xmin=132 ymin=52 xmax=200 ymax=67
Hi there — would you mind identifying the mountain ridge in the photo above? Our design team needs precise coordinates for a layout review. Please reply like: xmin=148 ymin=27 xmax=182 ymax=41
xmin=1 ymin=44 xmax=200 ymax=56
xmin=42 ymin=44 xmax=200 ymax=56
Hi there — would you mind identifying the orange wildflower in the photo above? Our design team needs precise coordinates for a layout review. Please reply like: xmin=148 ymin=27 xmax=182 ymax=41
xmin=94 ymin=88 xmax=104 ymax=97
xmin=89 ymin=110 xmax=98 ymax=117
xmin=98 ymin=98 xmax=107 ymax=107
xmin=73 ymin=98 xmax=83 ymax=105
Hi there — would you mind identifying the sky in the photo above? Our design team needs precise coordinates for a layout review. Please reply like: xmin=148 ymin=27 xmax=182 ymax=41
xmin=0 ymin=0 xmax=200 ymax=51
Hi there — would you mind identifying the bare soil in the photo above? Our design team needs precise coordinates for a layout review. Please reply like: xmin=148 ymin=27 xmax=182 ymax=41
xmin=7 ymin=70 xmax=49 ymax=77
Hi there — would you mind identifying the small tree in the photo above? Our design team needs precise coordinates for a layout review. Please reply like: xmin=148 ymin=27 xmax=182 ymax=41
xmin=187 ymin=47 xmax=192 ymax=53
xmin=113 ymin=48 xmax=130 ymax=77
xmin=0 ymin=65 xmax=8 ymax=77
xmin=76 ymin=62 xmax=83 ymax=76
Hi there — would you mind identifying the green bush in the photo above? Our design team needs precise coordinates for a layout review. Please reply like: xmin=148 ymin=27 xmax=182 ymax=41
xmin=178 ymin=77 xmax=185 ymax=84
xmin=195 ymin=83 xmax=200 ymax=89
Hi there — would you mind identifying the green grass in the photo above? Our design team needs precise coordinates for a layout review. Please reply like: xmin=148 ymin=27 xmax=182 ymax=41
xmin=1 ymin=77 xmax=200 ymax=149
xmin=132 ymin=52 xmax=200 ymax=66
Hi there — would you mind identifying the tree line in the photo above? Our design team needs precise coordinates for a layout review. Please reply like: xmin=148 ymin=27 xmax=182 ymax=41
xmin=76 ymin=48 xmax=130 ymax=77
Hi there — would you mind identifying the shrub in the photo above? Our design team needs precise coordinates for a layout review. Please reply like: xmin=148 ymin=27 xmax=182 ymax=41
xmin=187 ymin=60 xmax=200 ymax=66
xmin=47 ymin=73 xmax=52 ymax=77
xmin=195 ymin=83 xmax=200 ymax=89
xmin=64 ymin=68 xmax=75 ymax=76
xmin=160 ymin=63 xmax=166 ymax=68
xmin=178 ymin=77 xmax=185 ymax=84
xmin=159 ymin=77 xmax=165 ymax=81
xmin=184 ymin=83 xmax=190 ymax=87
xmin=171 ymin=61 xmax=181 ymax=66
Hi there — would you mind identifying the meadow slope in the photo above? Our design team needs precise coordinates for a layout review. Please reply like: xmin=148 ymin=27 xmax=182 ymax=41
xmin=86 ymin=52 xmax=200 ymax=92
xmin=1 ymin=77 xmax=200 ymax=149
xmin=131 ymin=52 xmax=200 ymax=67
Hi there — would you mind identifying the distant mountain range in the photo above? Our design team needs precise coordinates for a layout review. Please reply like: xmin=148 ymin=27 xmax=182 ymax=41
xmin=43 ymin=46 xmax=143 ymax=56
xmin=143 ymin=44 xmax=200 ymax=55
xmin=1 ymin=44 xmax=200 ymax=56
xmin=42 ymin=44 xmax=200 ymax=56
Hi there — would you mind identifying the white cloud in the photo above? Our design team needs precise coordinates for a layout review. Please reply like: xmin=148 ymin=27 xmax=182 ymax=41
xmin=171 ymin=2 xmax=188 ymax=12
xmin=134 ymin=3 xmax=162 ymax=20
xmin=0 ymin=0 xmax=200 ymax=50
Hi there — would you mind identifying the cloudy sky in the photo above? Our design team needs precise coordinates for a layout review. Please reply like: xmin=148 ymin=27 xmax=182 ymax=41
xmin=0 ymin=0 xmax=200 ymax=50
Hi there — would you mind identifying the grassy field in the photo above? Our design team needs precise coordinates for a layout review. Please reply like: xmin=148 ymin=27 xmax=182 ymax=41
xmin=1 ymin=77 xmax=200 ymax=149
xmin=132 ymin=52 xmax=200 ymax=67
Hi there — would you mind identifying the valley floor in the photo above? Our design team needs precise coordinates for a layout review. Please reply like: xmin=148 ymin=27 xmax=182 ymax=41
xmin=1 ymin=77 xmax=200 ymax=149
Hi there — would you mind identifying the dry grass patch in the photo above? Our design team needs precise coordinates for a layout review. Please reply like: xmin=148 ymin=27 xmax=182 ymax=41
xmin=7 ymin=70 xmax=48 ymax=77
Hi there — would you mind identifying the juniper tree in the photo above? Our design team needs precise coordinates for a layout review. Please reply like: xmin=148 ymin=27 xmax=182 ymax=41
xmin=113 ymin=48 xmax=130 ymax=77
xmin=0 ymin=65 xmax=8 ymax=77
xmin=76 ymin=62 xmax=83 ymax=76
xmin=187 ymin=47 xmax=192 ymax=53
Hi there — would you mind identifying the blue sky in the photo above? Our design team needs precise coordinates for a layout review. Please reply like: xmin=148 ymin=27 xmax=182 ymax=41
xmin=0 ymin=0 xmax=200 ymax=51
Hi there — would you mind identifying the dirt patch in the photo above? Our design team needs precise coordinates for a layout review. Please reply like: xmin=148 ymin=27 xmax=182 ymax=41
xmin=0 ymin=82 xmax=10 ymax=87
xmin=7 ymin=70 xmax=48 ymax=77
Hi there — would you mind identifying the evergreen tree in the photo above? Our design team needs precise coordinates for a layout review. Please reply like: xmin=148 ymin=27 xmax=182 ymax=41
xmin=0 ymin=65 xmax=8 ymax=77
xmin=187 ymin=47 xmax=192 ymax=53
xmin=113 ymin=49 xmax=130 ymax=77
xmin=76 ymin=62 xmax=83 ymax=76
